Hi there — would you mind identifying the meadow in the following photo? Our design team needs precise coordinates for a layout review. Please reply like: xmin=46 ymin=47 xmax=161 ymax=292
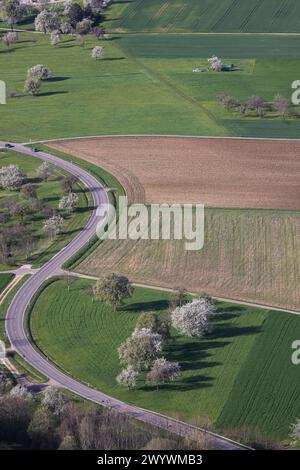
xmin=105 ymin=0 xmax=300 ymax=33
xmin=0 ymin=150 xmax=92 ymax=269
xmin=1 ymin=32 xmax=300 ymax=141
xmin=29 ymin=278 xmax=300 ymax=441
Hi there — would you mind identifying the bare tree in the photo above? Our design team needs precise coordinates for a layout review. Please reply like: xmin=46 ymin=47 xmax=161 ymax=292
xmin=170 ymin=286 xmax=188 ymax=309
xmin=136 ymin=312 xmax=170 ymax=339
xmin=273 ymin=94 xmax=292 ymax=119
xmin=43 ymin=214 xmax=64 ymax=240
xmin=246 ymin=95 xmax=267 ymax=117
xmin=21 ymin=183 xmax=38 ymax=201
xmin=60 ymin=175 xmax=79 ymax=193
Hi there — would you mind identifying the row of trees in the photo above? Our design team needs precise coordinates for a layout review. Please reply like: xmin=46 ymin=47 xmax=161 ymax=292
xmin=0 ymin=0 xmax=111 ymax=32
xmin=34 ymin=1 xmax=110 ymax=36
xmin=90 ymin=273 xmax=215 ymax=391
xmin=217 ymin=93 xmax=293 ymax=118
xmin=0 ymin=368 xmax=195 ymax=450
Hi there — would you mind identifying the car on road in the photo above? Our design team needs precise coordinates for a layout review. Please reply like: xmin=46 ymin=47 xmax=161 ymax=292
xmin=4 ymin=143 xmax=14 ymax=148
xmin=31 ymin=147 xmax=39 ymax=152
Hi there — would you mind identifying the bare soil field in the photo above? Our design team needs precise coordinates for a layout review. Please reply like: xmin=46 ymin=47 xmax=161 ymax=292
xmin=49 ymin=136 xmax=300 ymax=209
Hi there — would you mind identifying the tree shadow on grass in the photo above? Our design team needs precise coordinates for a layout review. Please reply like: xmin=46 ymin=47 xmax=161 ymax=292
xmin=102 ymin=57 xmax=126 ymax=61
xmin=46 ymin=77 xmax=70 ymax=82
xmin=0 ymin=49 xmax=14 ymax=53
xmin=140 ymin=374 xmax=214 ymax=393
xmin=121 ymin=299 xmax=170 ymax=313
xmin=166 ymin=339 xmax=228 ymax=369
xmin=39 ymin=91 xmax=68 ymax=97
xmin=212 ymin=324 xmax=262 ymax=339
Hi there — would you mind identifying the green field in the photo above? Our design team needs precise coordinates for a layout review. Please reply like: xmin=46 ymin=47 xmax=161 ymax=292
xmin=0 ymin=273 xmax=14 ymax=294
xmin=106 ymin=0 xmax=300 ymax=33
xmin=0 ymin=150 xmax=92 ymax=268
xmin=29 ymin=278 xmax=300 ymax=441
xmin=1 ymin=32 xmax=300 ymax=141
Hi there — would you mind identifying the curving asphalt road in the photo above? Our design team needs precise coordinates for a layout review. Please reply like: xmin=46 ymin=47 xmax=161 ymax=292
xmin=1 ymin=141 xmax=250 ymax=451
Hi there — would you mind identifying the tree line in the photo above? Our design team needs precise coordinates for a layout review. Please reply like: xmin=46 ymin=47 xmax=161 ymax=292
xmin=0 ymin=158 xmax=79 ymax=265
xmin=0 ymin=366 xmax=207 ymax=450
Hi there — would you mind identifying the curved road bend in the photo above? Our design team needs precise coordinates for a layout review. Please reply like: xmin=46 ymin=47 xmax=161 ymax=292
xmin=1 ymin=141 xmax=249 ymax=451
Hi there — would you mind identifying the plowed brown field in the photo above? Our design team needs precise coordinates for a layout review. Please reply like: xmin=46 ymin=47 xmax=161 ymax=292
xmin=49 ymin=136 xmax=300 ymax=209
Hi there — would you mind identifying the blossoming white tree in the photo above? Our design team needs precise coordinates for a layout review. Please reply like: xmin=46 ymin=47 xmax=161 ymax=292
xmin=91 ymin=46 xmax=104 ymax=60
xmin=0 ymin=164 xmax=26 ymax=190
xmin=208 ymin=55 xmax=223 ymax=72
xmin=171 ymin=298 xmax=215 ymax=337
xmin=59 ymin=192 xmax=79 ymax=212
xmin=35 ymin=10 xmax=60 ymax=34
xmin=27 ymin=64 xmax=52 ymax=80
xmin=118 ymin=328 xmax=162 ymax=371
xmin=116 ymin=365 xmax=138 ymax=390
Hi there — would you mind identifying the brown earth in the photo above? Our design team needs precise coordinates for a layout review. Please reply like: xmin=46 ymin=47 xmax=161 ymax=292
xmin=48 ymin=136 xmax=300 ymax=209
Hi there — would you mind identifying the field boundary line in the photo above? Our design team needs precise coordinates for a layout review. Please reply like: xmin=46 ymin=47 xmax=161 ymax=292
xmin=134 ymin=283 xmax=300 ymax=316
xmin=64 ymin=271 xmax=300 ymax=316
xmin=22 ymin=134 xmax=300 ymax=145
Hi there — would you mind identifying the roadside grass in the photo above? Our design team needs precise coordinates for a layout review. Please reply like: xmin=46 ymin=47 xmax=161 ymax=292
xmin=30 ymin=143 xmax=125 ymax=270
xmin=105 ymin=0 xmax=300 ymax=33
xmin=77 ymin=207 xmax=300 ymax=312
xmin=0 ymin=150 xmax=92 ymax=268
xmin=0 ymin=276 xmax=28 ymax=346
xmin=29 ymin=277 xmax=300 ymax=440
xmin=8 ymin=351 xmax=47 ymax=384
xmin=0 ymin=273 xmax=14 ymax=293
xmin=0 ymin=275 xmax=47 ymax=383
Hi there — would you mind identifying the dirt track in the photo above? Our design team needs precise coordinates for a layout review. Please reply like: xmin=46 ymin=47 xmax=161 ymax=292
xmin=49 ymin=136 xmax=300 ymax=209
